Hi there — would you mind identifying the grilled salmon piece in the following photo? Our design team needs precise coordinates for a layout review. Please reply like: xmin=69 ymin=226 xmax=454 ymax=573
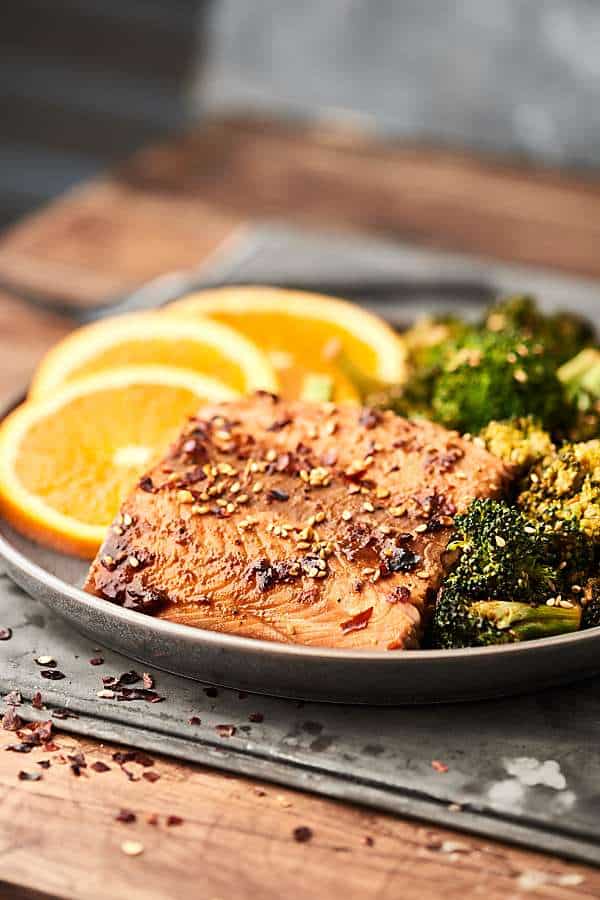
xmin=84 ymin=395 xmax=510 ymax=650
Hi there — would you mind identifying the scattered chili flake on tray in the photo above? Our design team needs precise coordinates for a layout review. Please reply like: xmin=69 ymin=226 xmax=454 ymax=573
xmin=89 ymin=657 xmax=104 ymax=666
xmin=2 ymin=707 xmax=23 ymax=731
xmin=187 ymin=716 xmax=201 ymax=726
xmin=431 ymin=760 xmax=449 ymax=773
xmin=91 ymin=761 xmax=110 ymax=773
xmin=0 ymin=628 xmax=12 ymax=641
xmin=293 ymin=826 xmax=313 ymax=843
xmin=248 ymin=712 xmax=264 ymax=723
xmin=37 ymin=760 xmax=51 ymax=769
xmin=215 ymin=724 xmax=236 ymax=738
xmin=3 ymin=690 xmax=22 ymax=706
xmin=31 ymin=691 xmax=43 ymax=709
xmin=40 ymin=670 xmax=65 ymax=681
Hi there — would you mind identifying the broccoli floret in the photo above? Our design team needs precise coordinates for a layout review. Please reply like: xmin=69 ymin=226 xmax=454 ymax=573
xmin=558 ymin=349 xmax=600 ymax=441
xmin=430 ymin=499 xmax=583 ymax=649
xmin=430 ymin=331 xmax=570 ymax=435
xmin=484 ymin=295 xmax=595 ymax=364
xmin=518 ymin=440 xmax=600 ymax=542
xmin=478 ymin=417 xmax=554 ymax=472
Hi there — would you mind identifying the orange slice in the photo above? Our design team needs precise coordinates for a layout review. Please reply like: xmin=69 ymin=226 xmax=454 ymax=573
xmin=165 ymin=286 xmax=406 ymax=402
xmin=29 ymin=312 xmax=277 ymax=400
xmin=0 ymin=366 xmax=237 ymax=558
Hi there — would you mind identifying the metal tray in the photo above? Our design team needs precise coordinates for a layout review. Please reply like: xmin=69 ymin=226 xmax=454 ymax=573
xmin=2 ymin=224 xmax=600 ymax=704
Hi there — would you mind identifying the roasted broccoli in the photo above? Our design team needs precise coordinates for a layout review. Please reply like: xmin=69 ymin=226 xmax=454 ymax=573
xmin=558 ymin=348 xmax=600 ymax=441
xmin=518 ymin=439 xmax=600 ymax=541
xmin=484 ymin=295 xmax=595 ymax=364
xmin=478 ymin=417 xmax=554 ymax=472
xmin=581 ymin=578 xmax=600 ymax=630
xmin=430 ymin=331 xmax=570 ymax=435
xmin=429 ymin=499 xmax=583 ymax=649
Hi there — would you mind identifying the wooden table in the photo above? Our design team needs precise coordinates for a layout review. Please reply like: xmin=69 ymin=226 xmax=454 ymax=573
xmin=1 ymin=116 xmax=600 ymax=900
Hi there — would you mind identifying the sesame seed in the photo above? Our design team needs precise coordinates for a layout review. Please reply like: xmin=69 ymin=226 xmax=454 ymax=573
xmin=237 ymin=493 xmax=249 ymax=504
xmin=325 ymin=421 xmax=338 ymax=435
xmin=513 ymin=368 xmax=528 ymax=383
xmin=362 ymin=501 xmax=375 ymax=513
xmin=495 ymin=535 xmax=506 ymax=547
xmin=101 ymin=555 xmax=114 ymax=567
xmin=121 ymin=840 xmax=144 ymax=857
xmin=226 ymin=503 xmax=236 ymax=514
xmin=390 ymin=506 xmax=405 ymax=518
xmin=379 ymin=525 xmax=392 ymax=535
xmin=315 ymin=511 xmax=326 ymax=523
xmin=177 ymin=489 xmax=194 ymax=504
xmin=191 ymin=504 xmax=210 ymax=515
xmin=122 ymin=513 xmax=133 ymax=527
xmin=375 ymin=487 xmax=390 ymax=499
xmin=546 ymin=598 xmax=556 ymax=607
xmin=415 ymin=523 xmax=428 ymax=533
xmin=215 ymin=429 xmax=231 ymax=441
xmin=266 ymin=449 xmax=277 ymax=462
xmin=297 ymin=541 xmax=311 ymax=550
xmin=230 ymin=481 xmax=241 ymax=494
xmin=252 ymin=482 xmax=264 ymax=493
xmin=342 ymin=510 xmax=353 ymax=521
xmin=127 ymin=556 xmax=140 ymax=568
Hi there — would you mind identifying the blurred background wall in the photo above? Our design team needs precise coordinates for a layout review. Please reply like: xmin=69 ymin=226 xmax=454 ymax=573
xmin=2 ymin=0 xmax=599 ymax=231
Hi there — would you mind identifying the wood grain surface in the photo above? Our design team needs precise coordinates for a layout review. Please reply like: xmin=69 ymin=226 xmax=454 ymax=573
xmin=2 ymin=117 xmax=600 ymax=308
xmin=1 ymin=116 xmax=600 ymax=899
xmin=0 ymin=730 xmax=597 ymax=900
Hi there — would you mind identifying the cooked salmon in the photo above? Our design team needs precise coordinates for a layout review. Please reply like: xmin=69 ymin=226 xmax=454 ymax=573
xmin=84 ymin=394 xmax=510 ymax=650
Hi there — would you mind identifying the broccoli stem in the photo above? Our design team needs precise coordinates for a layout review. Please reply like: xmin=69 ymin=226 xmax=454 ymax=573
xmin=471 ymin=601 xmax=581 ymax=641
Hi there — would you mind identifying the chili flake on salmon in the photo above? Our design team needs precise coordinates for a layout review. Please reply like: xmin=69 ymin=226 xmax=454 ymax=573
xmin=84 ymin=394 xmax=510 ymax=650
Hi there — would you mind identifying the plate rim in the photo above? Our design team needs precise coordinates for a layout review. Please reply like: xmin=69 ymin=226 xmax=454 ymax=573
xmin=2 ymin=520 xmax=599 ymax=665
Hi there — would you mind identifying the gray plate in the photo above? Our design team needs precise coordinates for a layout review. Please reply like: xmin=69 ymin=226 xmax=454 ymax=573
xmin=3 ymin=223 xmax=600 ymax=705
xmin=2 ymin=519 xmax=600 ymax=704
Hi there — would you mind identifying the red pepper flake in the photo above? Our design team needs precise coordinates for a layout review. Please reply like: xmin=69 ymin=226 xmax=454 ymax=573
xmin=431 ymin=760 xmax=449 ymax=773
xmin=362 ymin=835 xmax=375 ymax=847
xmin=31 ymin=691 xmax=43 ymax=710
xmin=68 ymin=751 xmax=87 ymax=776
xmin=115 ymin=809 xmax=137 ymax=824
xmin=340 ymin=607 xmax=373 ymax=634
xmin=187 ymin=716 xmax=201 ymax=726
xmin=386 ymin=585 xmax=412 ymax=604
xmin=51 ymin=708 xmax=79 ymax=720
xmin=293 ymin=826 xmax=313 ymax=843
xmin=146 ymin=813 xmax=159 ymax=826
xmin=44 ymin=742 xmax=60 ymax=752
xmin=0 ymin=628 xmax=12 ymax=641
xmin=142 ymin=672 xmax=154 ymax=690
xmin=18 ymin=770 xmax=42 ymax=781
xmin=3 ymin=690 xmax=22 ymax=706
xmin=37 ymin=760 xmax=51 ymax=769
xmin=248 ymin=712 xmax=264 ymax=723
xmin=166 ymin=815 xmax=183 ymax=827
xmin=215 ymin=724 xmax=236 ymax=738
xmin=139 ymin=476 xmax=155 ymax=493
xmin=89 ymin=657 xmax=104 ymax=666
xmin=40 ymin=670 xmax=65 ymax=681
xmin=2 ymin=707 xmax=23 ymax=731
xmin=142 ymin=771 xmax=160 ymax=783
xmin=91 ymin=761 xmax=110 ymax=773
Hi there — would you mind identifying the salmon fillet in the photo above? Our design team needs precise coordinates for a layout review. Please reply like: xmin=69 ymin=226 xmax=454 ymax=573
xmin=84 ymin=394 xmax=510 ymax=650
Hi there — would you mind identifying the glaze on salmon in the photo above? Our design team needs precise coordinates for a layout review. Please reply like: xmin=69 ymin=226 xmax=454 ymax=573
xmin=84 ymin=395 xmax=510 ymax=650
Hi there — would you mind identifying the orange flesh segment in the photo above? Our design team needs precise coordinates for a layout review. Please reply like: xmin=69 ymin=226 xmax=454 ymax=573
xmin=62 ymin=338 xmax=250 ymax=394
xmin=206 ymin=310 xmax=370 ymax=400
xmin=13 ymin=381 xmax=204 ymax=527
